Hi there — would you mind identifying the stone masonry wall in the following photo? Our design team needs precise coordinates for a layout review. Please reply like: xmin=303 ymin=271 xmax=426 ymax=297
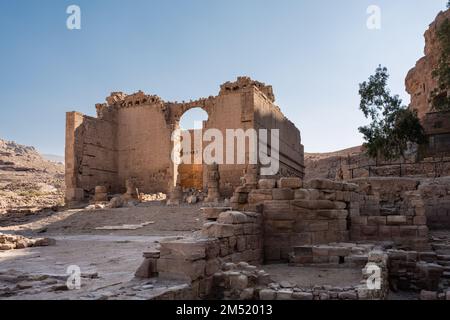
xmin=247 ymin=178 xmax=356 ymax=263
xmin=65 ymin=112 xmax=118 ymax=203
xmin=136 ymin=210 xmax=264 ymax=299
xmin=419 ymin=177 xmax=450 ymax=229
xmin=350 ymin=178 xmax=429 ymax=251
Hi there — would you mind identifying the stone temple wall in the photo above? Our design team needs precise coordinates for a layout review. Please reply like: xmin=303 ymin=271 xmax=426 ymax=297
xmin=136 ymin=177 xmax=436 ymax=299
xmin=65 ymin=77 xmax=305 ymax=203
xmin=350 ymin=178 xmax=429 ymax=251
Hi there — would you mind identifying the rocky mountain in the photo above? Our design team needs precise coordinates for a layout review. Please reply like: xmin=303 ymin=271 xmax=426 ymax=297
xmin=0 ymin=139 xmax=65 ymax=211
xmin=406 ymin=8 xmax=450 ymax=119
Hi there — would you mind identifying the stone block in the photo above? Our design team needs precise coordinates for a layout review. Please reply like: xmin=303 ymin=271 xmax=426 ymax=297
xmin=229 ymin=274 xmax=248 ymax=290
xmin=367 ymin=216 xmax=386 ymax=225
xmin=218 ymin=211 xmax=249 ymax=224
xmin=292 ymin=292 xmax=314 ymax=300
xmin=400 ymin=226 xmax=418 ymax=237
xmin=272 ymin=188 xmax=294 ymax=200
xmin=294 ymin=189 xmax=310 ymax=200
xmin=278 ymin=177 xmax=303 ymax=189
xmin=312 ymin=246 xmax=330 ymax=256
xmin=236 ymin=236 xmax=246 ymax=252
xmin=305 ymin=179 xmax=340 ymax=190
xmin=316 ymin=209 xmax=348 ymax=220
xmin=202 ymin=223 xmax=235 ymax=239
xmin=387 ymin=216 xmax=407 ymax=226
xmin=159 ymin=239 xmax=206 ymax=260
xmin=263 ymin=200 xmax=294 ymax=220
xmin=418 ymin=226 xmax=429 ymax=237
xmin=248 ymin=189 xmax=273 ymax=204
xmin=308 ymin=222 xmax=329 ymax=232
xmin=205 ymin=259 xmax=221 ymax=276
xmin=276 ymin=289 xmax=294 ymax=300
xmin=351 ymin=216 xmax=367 ymax=226
xmin=205 ymin=240 xmax=221 ymax=259
xmin=135 ymin=258 xmax=158 ymax=278
xmin=157 ymin=258 xmax=206 ymax=281
xmin=328 ymin=247 xmax=351 ymax=257
xmin=258 ymin=179 xmax=277 ymax=189
xmin=259 ymin=289 xmax=276 ymax=300
xmin=413 ymin=216 xmax=427 ymax=226
xmin=343 ymin=183 xmax=358 ymax=191
xmin=291 ymin=200 xmax=337 ymax=210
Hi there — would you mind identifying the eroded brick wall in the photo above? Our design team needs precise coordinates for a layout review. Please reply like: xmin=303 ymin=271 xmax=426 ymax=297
xmin=350 ymin=178 xmax=429 ymax=250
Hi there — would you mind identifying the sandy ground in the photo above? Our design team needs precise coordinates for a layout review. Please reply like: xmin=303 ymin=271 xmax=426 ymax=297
xmin=0 ymin=202 xmax=204 ymax=300
xmin=0 ymin=202 xmax=204 ymax=237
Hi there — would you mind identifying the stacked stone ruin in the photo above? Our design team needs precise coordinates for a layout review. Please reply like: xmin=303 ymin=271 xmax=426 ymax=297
xmin=133 ymin=175 xmax=450 ymax=300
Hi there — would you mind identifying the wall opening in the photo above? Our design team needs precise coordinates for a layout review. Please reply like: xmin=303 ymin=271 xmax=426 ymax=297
xmin=177 ymin=108 xmax=209 ymax=190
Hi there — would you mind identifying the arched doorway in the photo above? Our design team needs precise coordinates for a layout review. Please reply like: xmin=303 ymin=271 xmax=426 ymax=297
xmin=177 ymin=108 xmax=209 ymax=190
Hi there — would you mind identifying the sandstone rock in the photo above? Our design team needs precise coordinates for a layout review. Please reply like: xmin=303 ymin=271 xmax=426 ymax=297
xmin=276 ymin=289 xmax=294 ymax=300
xmin=229 ymin=274 xmax=248 ymax=290
xmin=186 ymin=195 xmax=198 ymax=204
xmin=272 ymin=188 xmax=294 ymax=200
xmin=240 ymin=288 xmax=254 ymax=300
xmin=292 ymin=292 xmax=314 ymax=300
xmin=217 ymin=211 xmax=249 ymax=224
xmin=387 ymin=216 xmax=407 ymax=226
xmin=107 ymin=196 xmax=124 ymax=209
xmin=259 ymin=289 xmax=276 ymax=300
xmin=258 ymin=179 xmax=277 ymax=189
xmin=278 ymin=177 xmax=302 ymax=189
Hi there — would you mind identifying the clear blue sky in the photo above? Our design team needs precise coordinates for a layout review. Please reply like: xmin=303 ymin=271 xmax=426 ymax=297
xmin=0 ymin=0 xmax=447 ymax=155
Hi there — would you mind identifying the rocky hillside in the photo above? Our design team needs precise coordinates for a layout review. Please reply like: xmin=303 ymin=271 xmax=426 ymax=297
xmin=0 ymin=139 xmax=65 ymax=211
xmin=304 ymin=146 xmax=363 ymax=181
xmin=406 ymin=8 xmax=450 ymax=120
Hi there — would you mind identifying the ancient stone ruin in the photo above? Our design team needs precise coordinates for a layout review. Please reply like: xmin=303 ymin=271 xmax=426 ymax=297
xmin=2 ymin=7 xmax=450 ymax=303
xmin=65 ymin=77 xmax=305 ymax=206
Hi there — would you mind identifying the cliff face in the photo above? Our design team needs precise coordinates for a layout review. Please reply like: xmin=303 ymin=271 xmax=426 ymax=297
xmin=406 ymin=9 xmax=450 ymax=120
xmin=0 ymin=139 xmax=64 ymax=211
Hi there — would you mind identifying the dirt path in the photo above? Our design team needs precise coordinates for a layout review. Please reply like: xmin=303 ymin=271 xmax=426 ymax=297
xmin=0 ymin=202 xmax=204 ymax=237
xmin=0 ymin=203 xmax=205 ymax=299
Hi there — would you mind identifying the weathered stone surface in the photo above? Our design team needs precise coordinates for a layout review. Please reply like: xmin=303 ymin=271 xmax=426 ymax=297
xmin=217 ymin=211 xmax=249 ymax=224
xmin=248 ymin=189 xmax=273 ymax=204
xmin=159 ymin=239 xmax=206 ymax=260
xmin=272 ymin=188 xmax=294 ymax=200
xmin=202 ymin=223 xmax=235 ymax=239
xmin=387 ymin=216 xmax=407 ymax=226
xmin=259 ymin=289 xmax=276 ymax=300
xmin=278 ymin=177 xmax=303 ymax=189
xmin=292 ymin=292 xmax=314 ymax=300
xmin=258 ymin=179 xmax=277 ymax=189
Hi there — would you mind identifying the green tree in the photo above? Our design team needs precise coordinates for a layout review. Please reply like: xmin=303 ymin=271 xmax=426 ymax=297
xmin=430 ymin=13 xmax=450 ymax=111
xmin=358 ymin=66 xmax=427 ymax=160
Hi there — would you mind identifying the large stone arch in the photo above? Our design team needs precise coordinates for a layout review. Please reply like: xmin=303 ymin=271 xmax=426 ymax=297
xmin=165 ymin=99 xmax=217 ymax=192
